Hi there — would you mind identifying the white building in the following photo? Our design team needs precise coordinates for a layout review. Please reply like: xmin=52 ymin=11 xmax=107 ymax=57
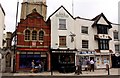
xmin=47 ymin=6 xmax=119 ymax=72
xmin=47 ymin=6 xmax=77 ymax=73
xmin=0 ymin=4 xmax=5 ymax=49
xmin=75 ymin=13 xmax=119 ymax=69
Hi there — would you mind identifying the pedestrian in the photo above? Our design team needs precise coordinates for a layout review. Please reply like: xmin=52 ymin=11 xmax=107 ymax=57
xmin=75 ymin=60 xmax=82 ymax=75
xmin=38 ymin=63 xmax=42 ymax=72
xmin=86 ymin=59 xmax=90 ymax=71
xmin=31 ymin=60 xmax=35 ymax=73
xmin=41 ymin=61 xmax=45 ymax=72
xmin=90 ymin=59 xmax=95 ymax=72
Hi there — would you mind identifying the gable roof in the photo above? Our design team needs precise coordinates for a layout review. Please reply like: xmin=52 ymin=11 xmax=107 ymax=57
xmin=91 ymin=13 xmax=112 ymax=28
xmin=0 ymin=4 xmax=5 ymax=16
xmin=47 ymin=5 xmax=74 ymax=21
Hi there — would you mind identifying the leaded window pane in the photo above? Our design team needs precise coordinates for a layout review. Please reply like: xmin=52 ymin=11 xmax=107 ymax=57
xmin=32 ymin=31 xmax=37 ymax=40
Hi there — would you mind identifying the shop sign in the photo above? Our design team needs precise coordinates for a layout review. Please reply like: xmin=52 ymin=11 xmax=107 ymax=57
xmin=52 ymin=51 xmax=75 ymax=53
xmin=32 ymin=42 xmax=36 ymax=46
xmin=18 ymin=48 xmax=47 ymax=51
xmin=79 ymin=51 xmax=95 ymax=54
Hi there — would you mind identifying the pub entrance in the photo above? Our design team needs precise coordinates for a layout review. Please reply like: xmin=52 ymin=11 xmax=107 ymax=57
xmin=52 ymin=53 xmax=75 ymax=73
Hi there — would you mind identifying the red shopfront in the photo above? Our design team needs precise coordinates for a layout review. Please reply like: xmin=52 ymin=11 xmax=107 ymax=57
xmin=16 ymin=48 xmax=50 ymax=71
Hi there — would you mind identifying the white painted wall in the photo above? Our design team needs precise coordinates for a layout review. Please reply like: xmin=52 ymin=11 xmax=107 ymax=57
xmin=0 ymin=6 xmax=5 ymax=49
xmin=109 ymin=24 xmax=119 ymax=54
xmin=74 ymin=18 xmax=96 ymax=51
xmin=50 ymin=7 xmax=75 ymax=49
xmin=50 ymin=6 xmax=119 ymax=56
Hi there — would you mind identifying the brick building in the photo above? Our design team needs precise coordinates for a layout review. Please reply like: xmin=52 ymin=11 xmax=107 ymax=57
xmin=16 ymin=9 xmax=50 ymax=71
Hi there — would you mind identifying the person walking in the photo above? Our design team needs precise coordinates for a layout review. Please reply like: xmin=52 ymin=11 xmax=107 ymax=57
xmin=75 ymin=59 xmax=82 ymax=75
xmin=38 ymin=63 xmax=42 ymax=72
xmin=90 ymin=59 xmax=95 ymax=72
xmin=31 ymin=60 xmax=35 ymax=73
xmin=41 ymin=61 xmax=45 ymax=72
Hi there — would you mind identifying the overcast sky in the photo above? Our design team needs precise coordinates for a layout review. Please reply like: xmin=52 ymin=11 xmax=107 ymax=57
xmin=0 ymin=0 xmax=120 ymax=32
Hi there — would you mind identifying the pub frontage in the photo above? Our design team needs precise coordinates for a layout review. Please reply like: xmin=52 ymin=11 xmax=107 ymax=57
xmin=51 ymin=49 xmax=77 ymax=73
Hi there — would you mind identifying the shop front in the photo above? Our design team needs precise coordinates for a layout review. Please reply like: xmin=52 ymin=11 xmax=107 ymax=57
xmin=76 ymin=51 xmax=95 ymax=70
xmin=111 ymin=54 xmax=120 ymax=68
xmin=51 ymin=49 xmax=76 ymax=73
xmin=16 ymin=48 xmax=50 ymax=72
xmin=95 ymin=51 xmax=112 ymax=69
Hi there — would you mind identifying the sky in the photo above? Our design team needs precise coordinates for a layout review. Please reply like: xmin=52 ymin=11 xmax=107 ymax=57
xmin=0 ymin=0 xmax=120 ymax=32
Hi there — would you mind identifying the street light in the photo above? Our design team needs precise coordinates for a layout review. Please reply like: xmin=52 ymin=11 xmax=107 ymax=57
xmin=13 ymin=1 xmax=19 ymax=73
xmin=50 ymin=48 xmax=53 ymax=75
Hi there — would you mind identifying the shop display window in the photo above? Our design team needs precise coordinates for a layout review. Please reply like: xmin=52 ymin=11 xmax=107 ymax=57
xmin=58 ymin=54 xmax=74 ymax=64
xmin=19 ymin=53 xmax=41 ymax=68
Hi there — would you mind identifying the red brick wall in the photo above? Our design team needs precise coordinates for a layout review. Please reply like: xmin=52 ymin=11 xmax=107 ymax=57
xmin=17 ymin=12 xmax=50 ymax=50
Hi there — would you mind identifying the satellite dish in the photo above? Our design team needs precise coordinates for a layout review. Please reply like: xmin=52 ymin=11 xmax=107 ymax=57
xmin=115 ymin=53 xmax=120 ymax=57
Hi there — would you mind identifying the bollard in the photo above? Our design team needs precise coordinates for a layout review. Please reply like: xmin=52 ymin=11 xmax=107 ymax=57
xmin=106 ymin=64 xmax=110 ymax=75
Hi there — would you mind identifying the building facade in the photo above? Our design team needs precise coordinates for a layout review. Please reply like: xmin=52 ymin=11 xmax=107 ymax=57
xmin=115 ymin=1 xmax=120 ymax=68
xmin=75 ymin=13 xmax=119 ymax=69
xmin=21 ymin=0 xmax=47 ymax=20
xmin=0 ymin=4 xmax=5 ymax=49
xmin=16 ymin=9 xmax=50 ymax=71
xmin=47 ymin=6 xmax=77 ymax=73
xmin=47 ymin=6 xmax=119 ymax=71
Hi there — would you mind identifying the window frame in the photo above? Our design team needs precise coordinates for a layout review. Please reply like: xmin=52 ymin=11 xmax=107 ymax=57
xmin=82 ymin=40 xmax=88 ymax=48
xmin=32 ymin=30 xmax=37 ymax=40
xmin=115 ymin=44 xmax=119 ymax=52
xmin=59 ymin=36 xmax=66 ymax=47
xmin=39 ymin=31 xmax=44 ymax=41
xmin=24 ymin=30 xmax=30 ymax=41
xmin=113 ymin=31 xmax=119 ymax=40
xmin=59 ymin=19 xmax=66 ymax=30
xmin=98 ymin=39 xmax=109 ymax=50
xmin=97 ymin=25 xmax=108 ymax=34
xmin=81 ymin=26 xmax=88 ymax=34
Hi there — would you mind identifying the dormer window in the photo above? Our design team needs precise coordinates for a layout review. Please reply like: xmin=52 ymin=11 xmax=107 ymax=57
xmin=97 ymin=25 xmax=108 ymax=34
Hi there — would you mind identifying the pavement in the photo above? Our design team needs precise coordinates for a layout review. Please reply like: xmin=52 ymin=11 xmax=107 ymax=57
xmin=1 ymin=68 xmax=120 ymax=76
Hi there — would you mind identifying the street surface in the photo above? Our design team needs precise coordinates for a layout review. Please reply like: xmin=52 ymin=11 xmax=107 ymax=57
xmin=1 ymin=68 xmax=120 ymax=78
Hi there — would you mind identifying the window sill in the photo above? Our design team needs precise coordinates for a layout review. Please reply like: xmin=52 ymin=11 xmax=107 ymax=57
xmin=59 ymin=46 xmax=67 ymax=48
xmin=114 ymin=39 xmax=119 ymax=41
xmin=58 ymin=29 xmax=67 ymax=30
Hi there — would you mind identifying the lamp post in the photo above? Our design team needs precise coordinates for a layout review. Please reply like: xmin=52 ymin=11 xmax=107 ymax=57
xmin=13 ymin=1 xmax=19 ymax=73
xmin=50 ymin=48 xmax=53 ymax=75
